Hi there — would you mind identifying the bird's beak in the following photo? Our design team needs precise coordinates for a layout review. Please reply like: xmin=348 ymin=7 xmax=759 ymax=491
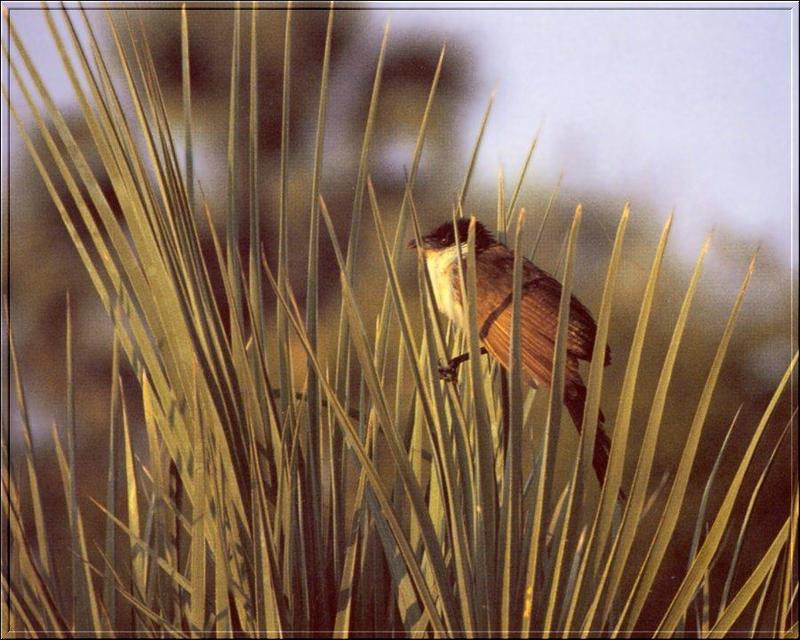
xmin=407 ymin=238 xmax=418 ymax=250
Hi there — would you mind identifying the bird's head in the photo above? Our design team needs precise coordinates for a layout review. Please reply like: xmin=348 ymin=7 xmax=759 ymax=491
xmin=408 ymin=218 xmax=496 ymax=254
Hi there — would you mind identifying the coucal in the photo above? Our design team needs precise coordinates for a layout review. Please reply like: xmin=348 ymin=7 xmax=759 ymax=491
xmin=409 ymin=217 xmax=613 ymax=485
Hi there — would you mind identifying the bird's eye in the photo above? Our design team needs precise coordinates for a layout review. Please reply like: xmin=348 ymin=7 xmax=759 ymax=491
xmin=440 ymin=237 xmax=448 ymax=246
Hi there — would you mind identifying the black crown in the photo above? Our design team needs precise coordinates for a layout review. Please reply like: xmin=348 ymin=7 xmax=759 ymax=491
xmin=423 ymin=218 xmax=495 ymax=250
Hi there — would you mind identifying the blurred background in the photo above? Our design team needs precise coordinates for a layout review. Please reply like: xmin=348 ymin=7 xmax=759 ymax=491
xmin=3 ymin=2 xmax=797 ymax=632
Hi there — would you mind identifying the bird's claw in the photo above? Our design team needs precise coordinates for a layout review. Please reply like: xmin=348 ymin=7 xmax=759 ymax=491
xmin=438 ymin=361 xmax=459 ymax=383
xmin=438 ymin=352 xmax=475 ymax=383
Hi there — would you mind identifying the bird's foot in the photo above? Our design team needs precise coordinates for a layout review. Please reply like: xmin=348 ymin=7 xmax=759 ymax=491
xmin=438 ymin=360 xmax=460 ymax=383
xmin=438 ymin=351 xmax=479 ymax=383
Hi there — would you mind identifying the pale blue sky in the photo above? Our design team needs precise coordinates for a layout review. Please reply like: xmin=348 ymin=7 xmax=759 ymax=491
xmin=373 ymin=5 xmax=796 ymax=257
xmin=2 ymin=3 xmax=796 ymax=390
xmin=5 ymin=4 xmax=796 ymax=258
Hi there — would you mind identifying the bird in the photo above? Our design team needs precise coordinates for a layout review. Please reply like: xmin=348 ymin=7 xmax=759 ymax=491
xmin=408 ymin=217 xmax=613 ymax=485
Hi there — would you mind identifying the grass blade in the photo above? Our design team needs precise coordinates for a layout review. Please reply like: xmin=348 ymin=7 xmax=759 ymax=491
xmin=464 ymin=215 xmax=498 ymax=628
xmin=591 ymin=213 xmax=672 ymax=576
xmin=522 ymin=205 xmax=582 ymax=635
xmin=620 ymin=250 xmax=758 ymax=632
xmin=181 ymin=3 xmax=193 ymax=208
xmin=590 ymin=233 xmax=712 ymax=632
xmin=719 ymin=416 xmax=792 ymax=613
xmin=709 ymin=516 xmax=791 ymax=637
xmin=339 ymin=269 xmax=458 ymax=632
xmin=504 ymin=129 xmax=540 ymax=232
xmin=189 ymin=367 xmax=207 ymax=634
xmin=65 ymin=295 xmax=89 ymax=631
xmin=262 ymin=255 xmax=449 ymax=634
xmin=103 ymin=332 xmax=121 ymax=626
xmin=528 ymin=173 xmax=563 ymax=261
xmin=303 ymin=1 xmax=334 ymax=603
xmin=500 ymin=208 xmax=526 ymax=630
xmin=580 ymin=203 xmax=628 ymax=505
xmin=560 ymin=203 xmax=629 ymax=633
xmin=779 ymin=484 xmax=798 ymax=634
xmin=226 ymin=2 xmax=242 ymax=327
xmin=7 ymin=307 xmax=57 ymax=600
xmin=458 ymin=90 xmax=495 ymax=208
xmin=369 ymin=181 xmax=475 ymax=632
xmin=276 ymin=2 xmax=294 ymax=421
xmin=333 ymin=19 xmax=390 ymax=403
xmin=656 ymin=351 xmax=798 ymax=634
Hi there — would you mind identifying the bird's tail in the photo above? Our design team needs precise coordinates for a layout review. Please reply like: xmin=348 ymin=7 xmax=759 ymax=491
xmin=563 ymin=379 xmax=612 ymax=486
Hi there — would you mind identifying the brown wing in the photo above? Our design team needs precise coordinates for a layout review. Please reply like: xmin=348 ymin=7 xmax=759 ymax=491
xmin=457 ymin=244 xmax=609 ymax=387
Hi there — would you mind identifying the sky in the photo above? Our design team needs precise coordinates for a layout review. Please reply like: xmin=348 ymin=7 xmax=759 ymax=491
xmin=1 ymin=3 xmax=796 ymax=416
xmin=370 ymin=5 xmax=797 ymax=260
xmin=4 ymin=4 xmax=796 ymax=260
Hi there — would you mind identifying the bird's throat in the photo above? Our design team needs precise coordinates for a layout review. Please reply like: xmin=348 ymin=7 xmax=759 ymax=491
xmin=425 ymin=245 xmax=466 ymax=329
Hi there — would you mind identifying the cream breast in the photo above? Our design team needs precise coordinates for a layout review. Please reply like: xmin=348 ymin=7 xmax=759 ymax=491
xmin=425 ymin=244 xmax=466 ymax=329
